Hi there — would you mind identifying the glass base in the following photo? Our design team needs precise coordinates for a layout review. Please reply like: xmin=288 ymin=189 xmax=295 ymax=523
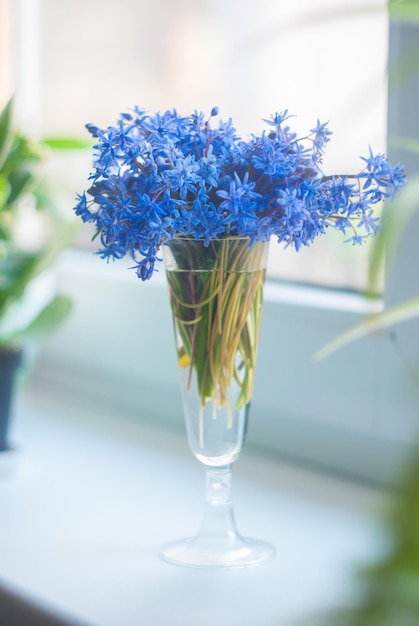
xmin=159 ymin=534 xmax=276 ymax=569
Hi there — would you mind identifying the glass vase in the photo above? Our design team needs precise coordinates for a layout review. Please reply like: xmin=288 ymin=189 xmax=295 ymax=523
xmin=160 ymin=236 xmax=275 ymax=568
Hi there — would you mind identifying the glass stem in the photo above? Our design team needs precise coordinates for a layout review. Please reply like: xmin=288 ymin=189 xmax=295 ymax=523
xmin=198 ymin=465 xmax=239 ymax=540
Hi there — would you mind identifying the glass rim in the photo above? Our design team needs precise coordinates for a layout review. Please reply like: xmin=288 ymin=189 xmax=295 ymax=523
xmin=165 ymin=235 xmax=269 ymax=244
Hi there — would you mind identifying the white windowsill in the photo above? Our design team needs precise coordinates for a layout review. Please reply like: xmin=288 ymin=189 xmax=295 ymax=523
xmin=61 ymin=248 xmax=382 ymax=316
xmin=264 ymin=280 xmax=382 ymax=315
xmin=0 ymin=375 xmax=388 ymax=626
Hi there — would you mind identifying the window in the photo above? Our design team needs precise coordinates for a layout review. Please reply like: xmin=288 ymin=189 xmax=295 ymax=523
xmin=16 ymin=0 xmax=388 ymax=291
xmin=12 ymin=1 xmax=419 ymax=483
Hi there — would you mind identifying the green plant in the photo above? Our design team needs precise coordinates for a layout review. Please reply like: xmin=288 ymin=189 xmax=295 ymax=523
xmin=0 ymin=98 xmax=77 ymax=349
xmin=326 ymin=448 xmax=419 ymax=626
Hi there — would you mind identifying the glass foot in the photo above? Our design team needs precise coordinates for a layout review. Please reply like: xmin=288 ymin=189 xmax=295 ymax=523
xmin=159 ymin=534 xmax=276 ymax=569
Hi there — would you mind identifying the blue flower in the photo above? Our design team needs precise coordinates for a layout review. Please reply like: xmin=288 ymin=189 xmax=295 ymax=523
xmin=357 ymin=209 xmax=381 ymax=234
xmin=74 ymin=107 xmax=407 ymax=280
xmin=310 ymin=119 xmax=333 ymax=154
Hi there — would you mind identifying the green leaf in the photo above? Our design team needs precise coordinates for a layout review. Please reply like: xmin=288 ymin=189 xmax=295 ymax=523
xmin=389 ymin=0 xmax=419 ymax=23
xmin=0 ymin=173 xmax=10 ymax=210
xmin=389 ymin=136 xmax=419 ymax=155
xmin=1 ymin=133 xmax=43 ymax=178
xmin=0 ymin=98 xmax=13 ymax=169
xmin=5 ymin=169 xmax=32 ymax=208
xmin=389 ymin=41 xmax=419 ymax=90
xmin=0 ymin=220 xmax=78 ymax=322
xmin=41 ymin=136 xmax=92 ymax=150
xmin=0 ymin=247 xmax=41 ymax=311
xmin=312 ymin=297 xmax=419 ymax=363
xmin=2 ymin=294 xmax=72 ymax=345
xmin=368 ymin=177 xmax=419 ymax=294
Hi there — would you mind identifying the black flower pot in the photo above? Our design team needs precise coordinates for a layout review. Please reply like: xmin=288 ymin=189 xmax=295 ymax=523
xmin=0 ymin=347 xmax=23 ymax=452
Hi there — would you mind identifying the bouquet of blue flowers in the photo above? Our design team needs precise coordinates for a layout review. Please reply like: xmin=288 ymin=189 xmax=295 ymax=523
xmin=74 ymin=107 xmax=406 ymax=410
xmin=74 ymin=106 xmax=406 ymax=280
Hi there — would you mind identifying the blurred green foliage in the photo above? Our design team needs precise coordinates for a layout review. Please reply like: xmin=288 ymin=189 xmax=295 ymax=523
xmin=0 ymin=98 xmax=78 ymax=348
xmin=327 ymin=450 xmax=419 ymax=626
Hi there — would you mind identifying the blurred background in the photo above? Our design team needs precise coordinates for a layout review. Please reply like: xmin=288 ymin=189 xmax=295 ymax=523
xmin=1 ymin=0 xmax=388 ymax=291
xmin=1 ymin=1 xmax=419 ymax=625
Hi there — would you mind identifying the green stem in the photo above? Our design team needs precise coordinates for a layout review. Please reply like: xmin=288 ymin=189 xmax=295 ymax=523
xmin=166 ymin=238 xmax=268 ymax=411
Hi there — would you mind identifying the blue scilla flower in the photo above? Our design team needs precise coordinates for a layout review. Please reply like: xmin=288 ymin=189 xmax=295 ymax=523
xmin=309 ymin=119 xmax=333 ymax=155
xmin=251 ymin=138 xmax=296 ymax=178
xmin=163 ymin=154 xmax=201 ymax=200
xmin=74 ymin=106 xmax=407 ymax=280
